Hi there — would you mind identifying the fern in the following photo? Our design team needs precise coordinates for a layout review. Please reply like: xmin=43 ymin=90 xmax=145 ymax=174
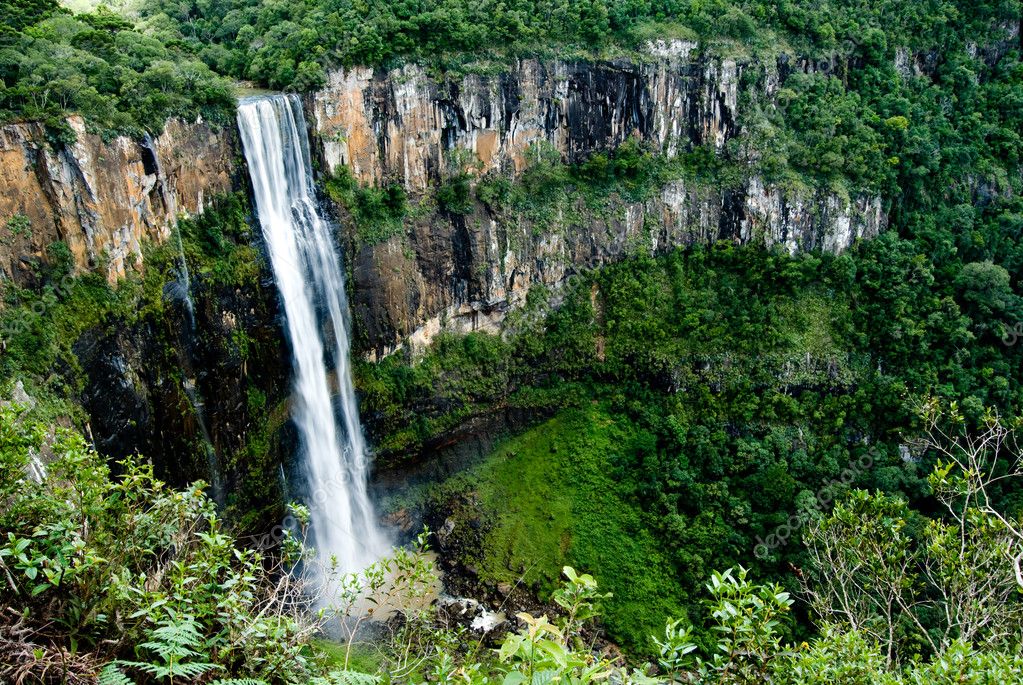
xmin=106 ymin=613 xmax=222 ymax=683
xmin=210 ymin=680 xmax=269 ymax=685
xmin=98 ymin=664 xmax=136 ymax=685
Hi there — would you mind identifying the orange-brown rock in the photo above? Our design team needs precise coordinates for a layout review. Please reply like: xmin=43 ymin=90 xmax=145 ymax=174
xmin=308 ymin=48 xmax=885 ymax=355
xmin=0 ymin=117 xmax=234 ymax=283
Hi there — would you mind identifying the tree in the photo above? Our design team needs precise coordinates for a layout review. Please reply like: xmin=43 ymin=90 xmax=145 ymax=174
xmin=800 ymin=401 xmax=1023 ymax=664
xmin=920 ymin=398 xmax=1023 ymax=597
xmin=954 ymin=261 xmax=1019 ymax=327
xmin=800 ymin=491 xmax=922 ymax=664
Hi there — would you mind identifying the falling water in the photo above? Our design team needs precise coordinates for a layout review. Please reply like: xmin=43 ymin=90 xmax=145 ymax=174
xmin=236 ymin=95 xmax=388 ymax=577
xmin=163 ymin=240 xmax=222 ymax=504
xmin=172 ymin=225 xmax=196 ymax=327
xmin=181 ymin=376 xmax=225 ymax=506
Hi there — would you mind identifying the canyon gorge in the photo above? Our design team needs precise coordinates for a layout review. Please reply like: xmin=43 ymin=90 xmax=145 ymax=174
xmin=1 ymin=45 xmax=884 ymax=349
xmin=4 ymin=1 xmax=1022 ymax=679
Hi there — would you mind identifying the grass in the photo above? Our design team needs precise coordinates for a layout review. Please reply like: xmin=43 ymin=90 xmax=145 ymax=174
xmin=433 ymin=404 xmax=688 ymax=653
xmin=309 ymin=638 xmax=385 ymax=674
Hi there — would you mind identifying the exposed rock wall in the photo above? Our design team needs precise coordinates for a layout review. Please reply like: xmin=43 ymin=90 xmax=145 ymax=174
xmin=347 ymin=178 xmax=884 ymax=356
xmin=312 ymin=46 xmax=739 ymax=190
xmin=309 ymin=50 xmax=885 ymax=355
xmin=0 ymin=117 xmax=234 ymax=283
xmin=72 ymin=266 xmax=291 ymax=509
xmin=0 ymin=117 xmax=287 ymax=519
xmin=0 ymin=50 xmax=887 ymax=359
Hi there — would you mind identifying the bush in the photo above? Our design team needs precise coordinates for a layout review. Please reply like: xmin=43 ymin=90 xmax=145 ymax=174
xmin=436 ymin=172 xmax=474 ymax=215
xmin=325 ymin=167 xmax=408 ymax=246
xmin=0 ymin=404 xmax=316 ymax=683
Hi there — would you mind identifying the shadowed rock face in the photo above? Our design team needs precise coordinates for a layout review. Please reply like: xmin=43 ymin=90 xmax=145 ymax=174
xmin=0 ymin=117 xmax=234 ymax=284
xmin=309 ymin=51 xmax=885 ymax=355
xmin=0 ymin=117 xmax=285 ymax=511
xmin=312 ymin=51 xmax=741 ymax=190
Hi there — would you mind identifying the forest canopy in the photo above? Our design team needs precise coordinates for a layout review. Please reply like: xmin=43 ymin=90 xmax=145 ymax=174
xmin=138 ymin=0 xmax=1021 ymax=89
xmin=0 ymin=0 xmax=233 ymax=136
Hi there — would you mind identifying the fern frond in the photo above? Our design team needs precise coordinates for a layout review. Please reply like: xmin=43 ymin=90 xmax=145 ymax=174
xmin=175 ymin=662 xmax=221 ymax=677
xmin=98 ymin=663 xmax=136 ymax=685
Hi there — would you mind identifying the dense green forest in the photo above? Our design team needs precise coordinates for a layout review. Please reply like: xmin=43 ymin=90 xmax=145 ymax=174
xmin=4 ymin=403 xmax=1023 ymax=682
xmin=361 ymin=232 xmax=1023 ymax=648
xmin=140 ymin=0 xmax=1018 ymax=90
xmin=0 ymin=0 xmax=232 ymax=136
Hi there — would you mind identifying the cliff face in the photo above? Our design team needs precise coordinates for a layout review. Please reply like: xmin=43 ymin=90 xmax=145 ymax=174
xmin=0 ymin=118 xmax=288 ymax=518
xmin=312 ymin=45 xmax=739 ymax=189
xmin=72 ymin=265 xmax=291 ymax=517
xmin=0 ymin=51 xmax=890 ymax=501
xmin=0 ymin=50 xmax=887 ymax=360
xmin=0 ymin=117 xmax=234 ymax=283
xmin=310 ymin=47 xmax=885 ymax=354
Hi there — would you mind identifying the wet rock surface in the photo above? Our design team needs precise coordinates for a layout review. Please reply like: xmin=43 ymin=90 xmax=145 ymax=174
xmin=73 ymin=262 xmax=291 ymax=517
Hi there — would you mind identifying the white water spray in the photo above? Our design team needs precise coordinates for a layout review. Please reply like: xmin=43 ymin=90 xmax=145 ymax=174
xmin=236 ymin=95 xmax=388 ymax=576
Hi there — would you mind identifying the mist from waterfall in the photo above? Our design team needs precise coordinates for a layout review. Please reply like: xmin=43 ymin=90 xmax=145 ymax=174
xmin=236 ymin=94 xmax=388 ymax=577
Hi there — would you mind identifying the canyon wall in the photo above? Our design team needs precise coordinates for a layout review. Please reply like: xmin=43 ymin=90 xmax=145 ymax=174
xmin=309 ymin=46 xmax=885 ymax=354
xmin=0 ymin=48 xmax=887 ymax=358
xmin=0 ymin=117 xmax=287 ymax=514
xmin=0 ymin=49 xmax=890 ymax=493
xmin=0 ymin=117 xmax=234 ymax=283
xmin=312 ymin=43 xmax=739 ymax=189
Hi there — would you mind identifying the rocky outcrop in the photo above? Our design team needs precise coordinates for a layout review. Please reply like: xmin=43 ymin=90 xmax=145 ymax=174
xmin=347 ymin=178 xmax=884 ymax=356
xmin=0 ymin=116 xmax=288 ymax=521
xmin=312 ymin=45 xmax=739 ymax=190
xmin=0 ymin=117 xmax=234 ymax=283
xmin=309 ymin=48 xmax=885 ymax=354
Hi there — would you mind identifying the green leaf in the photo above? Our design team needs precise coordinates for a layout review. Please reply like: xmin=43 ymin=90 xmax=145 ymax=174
xmin=98 ymin=664 xmax=136 ymax=685
xmin=536 ymin=639 xmax=569 ymax=669
xmin=499 ymin=634 xmax=525 ymax=661
xmin=503 ymin=672 xmax=527 ymax=685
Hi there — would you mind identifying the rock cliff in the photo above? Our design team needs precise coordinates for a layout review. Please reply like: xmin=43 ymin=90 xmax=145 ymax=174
xmin=0 ymin=117 xmax=234 ymax=283
xmin=312 ymin=45 xmax=739 ymax=189
xmin=0 ymin=49 xmax=887 ymax=358
xmin=0 ymin=50 xmax=890 ymax=502
xmin=309 ymin=48 xmax=885 ymax=354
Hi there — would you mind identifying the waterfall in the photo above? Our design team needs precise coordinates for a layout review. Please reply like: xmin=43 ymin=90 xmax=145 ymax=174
xmin=172 ymin=225 xmax=196 ymax=327
xmin=236 ymin=94 xmax=388 ymax=577
xmin=182 ymin=376 xmax=225 ymax=506
xmin=164 ymin=224 xmax=223 ymax=505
